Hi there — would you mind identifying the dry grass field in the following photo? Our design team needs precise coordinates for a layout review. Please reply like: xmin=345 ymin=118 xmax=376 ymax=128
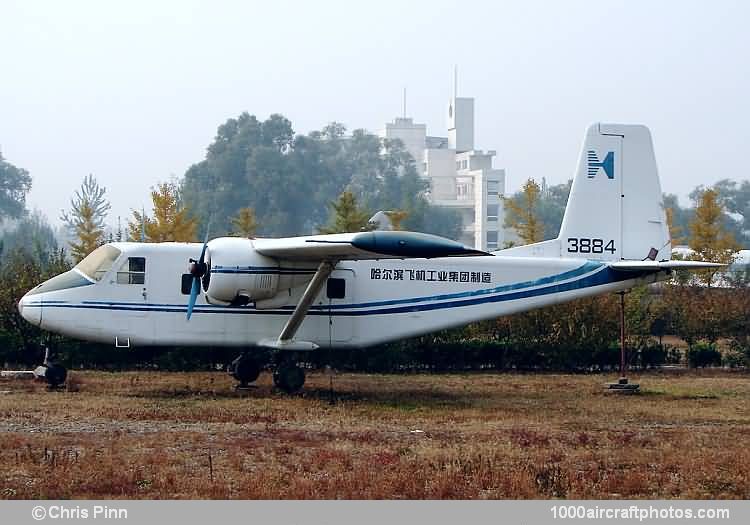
xmin=1 ymin=369 xmax=749 ymax=499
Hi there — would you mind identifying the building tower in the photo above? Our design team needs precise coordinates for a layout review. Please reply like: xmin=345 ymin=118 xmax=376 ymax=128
xmin=447 ymin=67 xmax=475 ymax=152
xmin=381 ymin=71 xmax=507 ymax=251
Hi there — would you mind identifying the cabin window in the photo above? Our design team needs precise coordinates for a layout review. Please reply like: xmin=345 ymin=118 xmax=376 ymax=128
xmin=116 ymin=257 xmax=146 ymax=285
xmin=181 ymin=274 xmax=194 ymax=295
xmin=327 ymin=278 xmax=346 ymax=299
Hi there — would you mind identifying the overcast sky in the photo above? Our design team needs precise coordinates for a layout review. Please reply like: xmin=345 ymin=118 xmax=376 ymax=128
xmin=1 ymin=0 xmax=748 ymax=227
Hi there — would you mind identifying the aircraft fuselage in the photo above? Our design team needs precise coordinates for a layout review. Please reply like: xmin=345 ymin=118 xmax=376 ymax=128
xmin=18 ymin=241 xmax=663 ymax=349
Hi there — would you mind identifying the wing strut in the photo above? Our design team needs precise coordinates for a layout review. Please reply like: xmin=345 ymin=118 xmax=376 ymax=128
xmin=259 ymin=260 xmax=336 ymax=351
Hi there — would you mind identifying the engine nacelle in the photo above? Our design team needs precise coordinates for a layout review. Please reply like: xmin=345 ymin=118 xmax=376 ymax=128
xmin=203 ymin=238 xmax=280 ymax=304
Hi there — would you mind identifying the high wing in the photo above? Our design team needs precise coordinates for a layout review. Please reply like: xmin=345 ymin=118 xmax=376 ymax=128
xmin=609 ymin=260 xmax=726 ymax=272
xmin=253 ymin=231 xmax=489 ymax=350
xmin=254 ymin=230 xmax=490 ymax=261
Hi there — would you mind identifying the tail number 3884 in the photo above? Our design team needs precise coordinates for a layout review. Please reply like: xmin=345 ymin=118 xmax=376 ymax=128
xmin=567 ymin=238 xmax=616 ymax=254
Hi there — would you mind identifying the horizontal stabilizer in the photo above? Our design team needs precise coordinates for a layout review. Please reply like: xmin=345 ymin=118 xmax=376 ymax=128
xmin=609 ymin=260 xmax=725 ymax=272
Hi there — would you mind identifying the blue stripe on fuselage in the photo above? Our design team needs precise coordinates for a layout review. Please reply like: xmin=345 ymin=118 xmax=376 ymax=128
xmin=28 ymin=263 xmax=648 ymax=317
xmin=315 ymin=260 xmax=603 ymax=311
xmin=211 ymin=265 xmax=316 ymax=275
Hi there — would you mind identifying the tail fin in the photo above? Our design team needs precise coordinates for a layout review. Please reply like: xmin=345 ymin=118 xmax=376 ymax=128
xmin=498 ymin=123 xmax=670 ymax=261
xmin=559 ymin=123 xmax=670 ymax=261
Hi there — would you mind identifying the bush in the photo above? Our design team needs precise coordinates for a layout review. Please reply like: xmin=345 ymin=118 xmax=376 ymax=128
xmin=638 ymin=343 xmax=668 ymax=369
xmin=665 ymin=345 xmax=683 ymax=365
xmin=687 ymin=342 xmax=722 ymax=368
xmin=590 ymin=344 xmax=621 ymax=371
xmin=722 ymin=348 xmax=748 ymax=368
xmin=723 ymin=337 xmax=749 ymax=368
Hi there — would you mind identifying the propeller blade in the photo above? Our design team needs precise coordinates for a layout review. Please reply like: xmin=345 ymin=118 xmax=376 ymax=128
xmin=186 ymin=276 xmax=200 ymax=321
xmin=198 ymin=221 xmax=210 ymax=265
xmin=186 ymin=220 xmax=211 ymax=322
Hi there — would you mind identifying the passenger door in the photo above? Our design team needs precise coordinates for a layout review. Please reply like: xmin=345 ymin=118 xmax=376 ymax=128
xmin=109 ymin=255 xmax=151 ymax=346
xmin=320 ymin=268 xmax=355 ymax=344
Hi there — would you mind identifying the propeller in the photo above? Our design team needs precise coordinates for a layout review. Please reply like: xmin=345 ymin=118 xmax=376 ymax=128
xmin=186 ymin=224 xmax=211 ymax=321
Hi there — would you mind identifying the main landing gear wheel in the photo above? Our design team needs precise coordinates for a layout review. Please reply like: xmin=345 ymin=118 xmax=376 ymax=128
xmin=229 ymin=354 xmax=261 ymax=387
xmin=273 ymin=363 xmax=305 ymax=394
xmin=45 ymin=364 xmax=67 ymax=388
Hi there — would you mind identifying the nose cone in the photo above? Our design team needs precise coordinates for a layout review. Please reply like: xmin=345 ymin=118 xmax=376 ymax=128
xmin=18 ymin=294 xmax=42 ymax=326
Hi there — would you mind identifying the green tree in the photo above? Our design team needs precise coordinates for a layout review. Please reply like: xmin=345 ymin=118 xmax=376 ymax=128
xmin=665 ymin=206 xmax=684 ymax=245
xmin=0 ymin=247 xmax=71 ymax=364
xmin=60 ymin=174 xmax=111 ymax=262
xmin=689 ymin=183 xmax=746 ymax=246
xmin=0 ymin=151 xmax=32 ymax=221
xmin=181 ymin=114 xmax=461 ymax=240
xmin=69 ymin=203 xmax=102 ymax=262
xmin=504 ymin=178 xmax=544 ymax=244
xmin=384 ymin=210 xmax=409 ymax=231
xmin=181 ymin=113 xmax=301 ymax=236
xmin=129 ymin=182 xmax=197 ymax=242
xmin=417 ymin=206 xmax=462 ymax=240
xmin=537 ymin=179 xmax=571 ymax=239
xmin=320 ymin=191 xmax=373 ymax=234
xmin=230 ymin=207 xmax=258 ymax=237
xmin=689 ymin=188 xmax=740 ymax=286
xmin=503 ymin=179 xmax=570 ymax=241
xmin=713 ymin=179 xmax=750 ymax=246
xmin=0 ymin=211 xmax=58 ymax=262
xmin=662 ymin=193 xmax=693 ymax=246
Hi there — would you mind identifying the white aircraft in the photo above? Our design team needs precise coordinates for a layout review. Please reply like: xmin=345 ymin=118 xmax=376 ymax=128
xmin=18 ymin=123 xmax=720 ymax=392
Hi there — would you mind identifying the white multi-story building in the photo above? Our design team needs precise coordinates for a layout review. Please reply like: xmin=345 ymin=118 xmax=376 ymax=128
xmin=382 ymin=117 xmax=427 ymax=177
xmin=380 ymin=88 xmax=506 ymax=250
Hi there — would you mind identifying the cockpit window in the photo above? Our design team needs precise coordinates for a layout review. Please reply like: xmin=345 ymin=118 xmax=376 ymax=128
xmin=116 ymin=257 xmax=146 ymax=284
xmin=26 ymin=270 xmax=94 ymax=296
xmin=75 ymin=245 xmax=122 ymax=281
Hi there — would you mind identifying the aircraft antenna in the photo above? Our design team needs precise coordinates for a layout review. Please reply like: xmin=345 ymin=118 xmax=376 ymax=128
xmin=453 ymin=64 xmax=458 ymax=98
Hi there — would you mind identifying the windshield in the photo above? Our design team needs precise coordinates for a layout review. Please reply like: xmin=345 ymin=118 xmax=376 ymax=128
xmin=75 ymin=245 xmax=122 ymax=281
xmin=26 ymin=270 xmax=94 ymax=296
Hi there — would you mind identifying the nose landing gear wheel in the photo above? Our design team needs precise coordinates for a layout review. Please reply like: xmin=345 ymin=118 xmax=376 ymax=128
xmin=229 ymin=354 xmax=261 ymax=388
xmin=45 ymin=364 xmax=67 ymax=388
xmin=273 ymin=363 xmax=305 ymax=393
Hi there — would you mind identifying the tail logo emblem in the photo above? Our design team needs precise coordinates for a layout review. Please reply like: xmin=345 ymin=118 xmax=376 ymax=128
xmin=587 ymin=151 xmax=615 ymax=179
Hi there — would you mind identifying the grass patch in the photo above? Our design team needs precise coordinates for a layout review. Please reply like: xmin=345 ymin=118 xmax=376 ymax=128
xmin=1 ymin=370 xmax=749 ymax=499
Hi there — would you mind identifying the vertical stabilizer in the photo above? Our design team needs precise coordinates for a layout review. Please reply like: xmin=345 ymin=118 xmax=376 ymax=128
xmin=498 ymin=123 xmax=671 ymax=261
xmin=558 ymin=123 xmax=670 ymax=261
